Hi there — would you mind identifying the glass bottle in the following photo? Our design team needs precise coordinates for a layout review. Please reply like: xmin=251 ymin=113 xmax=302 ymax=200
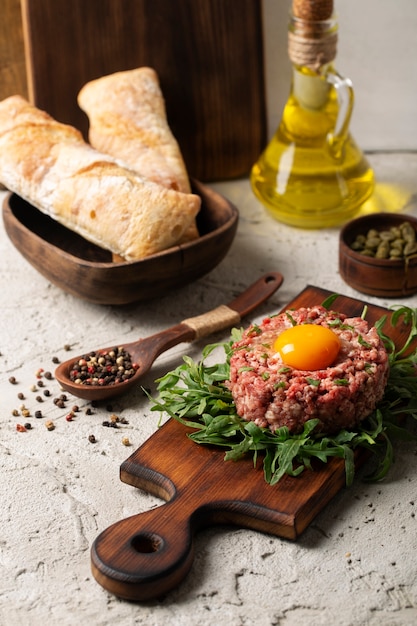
xmin=250 ymin=2 xmax=374 ymax=228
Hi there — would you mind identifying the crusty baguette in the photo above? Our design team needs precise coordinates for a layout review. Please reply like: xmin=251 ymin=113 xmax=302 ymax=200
xmin=78 ymin=67 xmax=199 ymax=242
xmin=78 ymin=67 xmax=191 ymax=194
xmin=0 ymin=95 xmax=201 ymax=262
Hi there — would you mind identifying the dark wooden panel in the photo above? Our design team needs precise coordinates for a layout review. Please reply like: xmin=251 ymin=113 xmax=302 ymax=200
xmin=21 ymin=0 xmax=267 ymax=181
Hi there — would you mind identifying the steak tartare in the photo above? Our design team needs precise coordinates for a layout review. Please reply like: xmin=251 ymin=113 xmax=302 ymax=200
xmin=228 ymin=305 xmax=389 ymax=434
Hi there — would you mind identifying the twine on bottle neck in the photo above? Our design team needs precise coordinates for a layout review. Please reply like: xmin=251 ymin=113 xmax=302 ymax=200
xmin=288 ymin=20 xmax=337 ymax=72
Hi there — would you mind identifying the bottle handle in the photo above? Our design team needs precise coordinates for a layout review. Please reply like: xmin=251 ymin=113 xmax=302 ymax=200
xmin=325 ymin=71 xmax=354 ymax=160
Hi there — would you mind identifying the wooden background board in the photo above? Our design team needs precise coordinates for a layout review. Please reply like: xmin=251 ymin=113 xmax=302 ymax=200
xmin=90 ymin=285 xmax=409 ymax=602
xmin=0 ymin=0 xmax=28 ymax=101
xmin=21 ymin=0 xmax=267 ymax=181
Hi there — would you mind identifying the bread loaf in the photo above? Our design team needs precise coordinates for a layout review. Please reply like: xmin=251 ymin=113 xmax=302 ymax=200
xmin=0 ymin=95 xmax=201 ymax=262
xmin=78 ymin=67 xmax=191 ymax=194
xmin=78 ymin=67 xmax=199 ymax=242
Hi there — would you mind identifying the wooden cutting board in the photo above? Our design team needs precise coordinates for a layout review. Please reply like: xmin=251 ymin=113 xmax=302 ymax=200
xmin=91 ymin=286 xmax=408 ymax=602
xmin=21 ymin=0 xmax=267 ymax=181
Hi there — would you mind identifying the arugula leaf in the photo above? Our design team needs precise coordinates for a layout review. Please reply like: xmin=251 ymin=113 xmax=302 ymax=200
xmin=149 ymin=305 xmax=417 ymax=487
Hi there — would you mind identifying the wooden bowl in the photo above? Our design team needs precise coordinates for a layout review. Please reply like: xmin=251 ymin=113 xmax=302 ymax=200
xmin=339 ymin=212 xmax=417 ymax=298
xmin=2 ymin=180 xmax=238 ymax=305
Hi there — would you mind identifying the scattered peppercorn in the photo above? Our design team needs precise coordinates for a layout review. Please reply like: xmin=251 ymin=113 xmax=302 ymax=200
xmin=52 ymin=356 xmax=60 ymax=364
xmin=45 ymin=420 xmax=55 ymax=431
xmin=121 ymin=437 xmax=131 ymax=446
xmin=17 ymin=392 xmax=25 ymax=400
xmin=9 ymin=376 xmax=17 ymax=385
xmin=16 ymin=423 xmax=27 ymax=432
xmin=12 ymin=409 xmax=19 ymax=416
xmin=69 ymin=347 xmax=139 ymax=387
xmin=35 ymin=395 xmax=43 ymax=403
xmin=22 ymin=409 xmax=30 ymax=418
xmin=43 ymin=389 xmax=51 ymax=397
xmin=85 ymin=407 xmax=93 ymax=415
xmin=24 ymin=423 xmax=32 ymax=430
xmin=35 ymin=410 xmax=43 ymax=419
xmin=88 ymin=434 xmax=96 ymax=443
xmin=44 ymin=371 xmax=53 ymax=380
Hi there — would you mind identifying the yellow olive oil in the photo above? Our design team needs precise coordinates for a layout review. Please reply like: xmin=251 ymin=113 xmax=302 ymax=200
xmin=251 ymin=7 xmax=374 ymax=229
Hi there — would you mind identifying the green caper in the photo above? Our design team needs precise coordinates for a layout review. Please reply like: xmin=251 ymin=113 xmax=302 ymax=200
xmin=351 ymin=240 xmax=364 ymax=251
xmin=375 ymin=241 xmax=390 ymax=259
xmin=389 ymin=248 xmax=402 ymax=258
xmin=379 ymin=230 xmax=395 ymax=242
xmin=403 ymin=242 xmax=417 ymax=256
xmin=400 ymin=221 xmax=416 ymax=243
xmin=390 ymin=238 xmax=404 ymax=251
xmin=365 ymin=236 xmax=381 ymax=249
xmin=349 ymin=219 xmax=417 ymax=261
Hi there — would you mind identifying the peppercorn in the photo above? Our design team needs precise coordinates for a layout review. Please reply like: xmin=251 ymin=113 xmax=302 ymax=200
xmin=24 ymin=423 xmax=32 ymax=430
xmin=44 ymin=371 xmax=52 ymax=380
xmin=88 ymin=434 xmax=96 ymax=443
xmin=45 ymin=420 xmax=55 ymax=431
xmin=35 ymin=410 xmax=43 ymax=419
xmin=9 ymin=376 xmax=17 ymax=385
xmin=17 ymin=392 xmax=25 ymax=400
xmin=69 ymin=347 xmax=138 ymax=387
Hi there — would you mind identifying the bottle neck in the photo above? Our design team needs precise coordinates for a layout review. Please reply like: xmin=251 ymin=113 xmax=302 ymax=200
xmin=288 ymin=13 xmax=338 ymax=74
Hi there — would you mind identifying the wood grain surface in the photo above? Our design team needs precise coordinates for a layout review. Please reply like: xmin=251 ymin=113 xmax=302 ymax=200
xmin=21 ymin=0 xmax=266 ymax=181
xmin=90 ymin=286 xmax=406 ymax=601
xmin=0 ymin=0 xmax=28 ymax=101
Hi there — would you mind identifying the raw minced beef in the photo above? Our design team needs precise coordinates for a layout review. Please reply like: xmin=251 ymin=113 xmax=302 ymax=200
xmin=227 ymin=305 xmax=389 ymax=434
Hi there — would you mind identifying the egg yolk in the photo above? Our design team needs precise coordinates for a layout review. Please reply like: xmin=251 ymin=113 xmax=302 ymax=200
xmin=273 ymin=324 xmax=341 ymax=371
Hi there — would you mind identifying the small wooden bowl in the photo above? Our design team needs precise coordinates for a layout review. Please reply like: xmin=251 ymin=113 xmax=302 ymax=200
xmin=339 ymin=212 xmax=417 ymax=298
xmin=2 ymin=180 xmax=238 ymax=305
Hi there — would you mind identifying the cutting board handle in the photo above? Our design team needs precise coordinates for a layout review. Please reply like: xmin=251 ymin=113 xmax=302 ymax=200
xmin=91 ymin=494 xmax=203 ymax=601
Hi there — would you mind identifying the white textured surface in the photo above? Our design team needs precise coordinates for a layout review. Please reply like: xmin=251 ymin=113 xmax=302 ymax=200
xmin=1 ymin=152 xmax=417 ymax=625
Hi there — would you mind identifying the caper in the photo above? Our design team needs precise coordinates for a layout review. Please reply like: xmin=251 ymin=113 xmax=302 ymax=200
xmin=403 ymin=242 xmax=417 ymax=256
xmin=375 ymin=241 xmax=390 ymax=259
xmin=349 ymin=220 xmax=417 ymax=261
xmin=400 ymin=221 xmax=416 ymax=243
xmin=389 ymin=248 xmax=402 ymax=258
xmin=365 ymin=236 xmax=381 ymax=249
xmin=379 ymin=230 xmax=395 ymax=242
xmin=390 ymin=238 xmax=404 ymax=251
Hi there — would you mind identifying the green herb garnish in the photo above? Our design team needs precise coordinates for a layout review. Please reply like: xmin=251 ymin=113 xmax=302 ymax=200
xmin=150 ymin=307 xmax=417 ymax=487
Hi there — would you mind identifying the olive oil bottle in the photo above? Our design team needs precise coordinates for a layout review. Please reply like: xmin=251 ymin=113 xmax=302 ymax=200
xmin=251 ymin=0 xmax=374 ymax=228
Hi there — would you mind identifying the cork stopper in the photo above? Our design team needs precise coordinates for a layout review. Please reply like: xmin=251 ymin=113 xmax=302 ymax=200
xmin=288 ymin=0 xmax=337 ymax=70
xmin=292 ymin=0 xmax=333 ymax=22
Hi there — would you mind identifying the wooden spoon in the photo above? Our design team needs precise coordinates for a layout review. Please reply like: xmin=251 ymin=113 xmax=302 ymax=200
xmin=54 ymin=272 xmax=284 ymax=401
